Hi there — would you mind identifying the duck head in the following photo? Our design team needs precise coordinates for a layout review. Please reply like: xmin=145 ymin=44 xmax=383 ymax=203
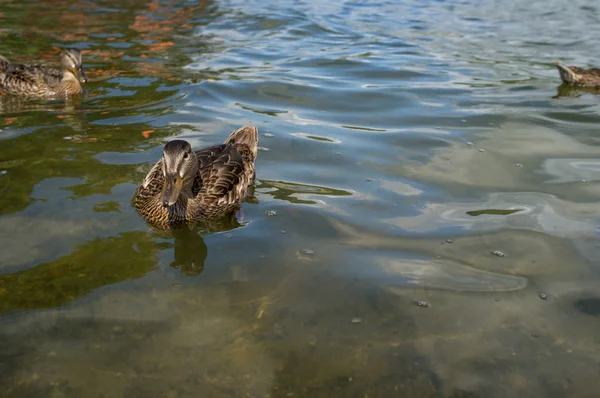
xmin=61 ymin=48 xmax=88 ymax=84
xmin=160 ymin=140 xmax=198 ymax=207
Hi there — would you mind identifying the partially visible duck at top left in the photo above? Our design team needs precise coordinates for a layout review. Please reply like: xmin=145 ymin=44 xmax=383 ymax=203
xmin=0 ymin=48 xmax=88 ymax=97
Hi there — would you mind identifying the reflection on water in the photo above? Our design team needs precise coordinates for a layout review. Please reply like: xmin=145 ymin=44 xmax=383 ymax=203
xmin=0 ymin=96 xmax=83 ymax=117
xmin=258 ymin=179 xmax=353 ymax=205
xmin=2 ymin=0 xmax=600 ymax=396
xmin=554 ymin=83 xmax=600 ymax=98
xmin=168 ymin=227 xmax=208 ymax=276
xmin=0 ymin=231 xmax=161 ymax=315
xmin=156 ymin=212 xmax=245 ymax=276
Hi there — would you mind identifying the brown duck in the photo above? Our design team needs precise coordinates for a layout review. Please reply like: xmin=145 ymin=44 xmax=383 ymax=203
xmin=134 ymin=126 xmax=259 ymax=228
xmin=555 ymin=61 xmax=600 ymax=88
xmin=0 ymin=48 xmax=87 ymax=97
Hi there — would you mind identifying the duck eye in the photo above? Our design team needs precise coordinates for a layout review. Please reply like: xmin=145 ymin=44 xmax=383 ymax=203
xmin=183 ymin=152 xmax=189 ymax=159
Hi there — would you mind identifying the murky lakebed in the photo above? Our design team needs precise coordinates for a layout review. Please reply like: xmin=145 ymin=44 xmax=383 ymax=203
xmin=1 ymin=0 xmax=600 ymax=396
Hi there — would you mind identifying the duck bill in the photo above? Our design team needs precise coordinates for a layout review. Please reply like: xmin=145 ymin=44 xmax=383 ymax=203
xmin=77 ymin=66 xmax=88 ymax=84
xmin=161 ymin=175 xmax=183 ymax=207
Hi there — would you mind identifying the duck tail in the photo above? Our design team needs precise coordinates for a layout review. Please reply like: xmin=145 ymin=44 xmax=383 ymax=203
xmin=225 ymin=125 xmax=258 ymax=158
xmin=554 ymin=61 xmax=581 ymax=84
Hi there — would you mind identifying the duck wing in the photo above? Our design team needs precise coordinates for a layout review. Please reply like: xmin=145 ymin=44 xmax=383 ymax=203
xmin=38 ymin=66 xmax=63 ymax=86
xmin=0 ymin=63 xmax=61 ymax=95
xmin=138 ymin=159 xmax=165 ymax=199
xmin=18 ymin=64 xmax=62 ymax=86
xmin=194 ymin=143 xmax=247 ymax=213
xmin=555 ymin=62 xmax=600 ymax=87
xmin=571 ymin=67 xmax=600 ymax=87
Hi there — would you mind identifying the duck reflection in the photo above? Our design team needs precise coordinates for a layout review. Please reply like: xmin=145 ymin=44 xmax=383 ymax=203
xmin=0 ymin=95 xmax=81 ymax=113
xmin=168 ymin=227 xmax=208 ymax=276
xmin=149 ymin=205 xmax=249 ymax=276
xmin=168 ymin=216 xmax=244 ymax=276
xmin=553 ymin=83 xmax=600 ymax=98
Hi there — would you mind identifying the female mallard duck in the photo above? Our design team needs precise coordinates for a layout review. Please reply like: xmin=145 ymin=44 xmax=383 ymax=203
xmin=0 ymin=48 xmax=87 ymax=97
xmin=555 ymin=61 xmax=600 ymax=88
xmin=134 ymin=126 xmax=259 ymax=228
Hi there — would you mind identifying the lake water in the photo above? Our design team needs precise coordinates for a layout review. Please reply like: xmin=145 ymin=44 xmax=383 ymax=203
xmin=1 ymin=0 xmax=600 ymax=396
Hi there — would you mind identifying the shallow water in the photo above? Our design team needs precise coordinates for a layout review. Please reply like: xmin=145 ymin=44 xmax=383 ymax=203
xmin=1 ymin=0 xmax=600 ymax=396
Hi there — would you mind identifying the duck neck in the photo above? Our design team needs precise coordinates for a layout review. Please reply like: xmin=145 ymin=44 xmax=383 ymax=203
xmin=180 ymin=180 xmax=195 ymax=200
xmin=180 ymin=162 xmax=199 ymax=201
xmin=181 ymin=155 xmax=199 ymax=200
xmin=59 ymin=71 xmax=82 ymax=94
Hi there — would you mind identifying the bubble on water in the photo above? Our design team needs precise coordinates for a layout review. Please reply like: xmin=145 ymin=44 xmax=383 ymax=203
xmin=478 ymin=148 xmax=486 ymax=153
xmin=539 ymin=293 xmax=548 ymax=300
xmin=280 ymin=230 xmax=287 ymax=234
xmin=581 ymin=179 xmax=589 ymax=183
xmin=365 ymin=178 xmax=372 ymax=182
xmin=265 ymin=210 xmax=277 ymax=216
xmin=465 ymin=141 xmax=474 ymax=146
xmin=491 ymin=250 xmax=505 ymax=257
xmin=258 ymin=146 xmax=270 ymax=152
xmin=0 ymin=170 xmax=7 ymax=176
xmin=514 ymin=163 xmax=523 ymax=168
xmin=350 ymin=317 xmax=362 ymax=324
xmin=63 ymin=136 xmax=73 ymax=140
xmin=415 ymin=300 xmax=429 ymax=308
xmin=444 ymin=239 xmax=454 ymax=244
xmin=302 ymin=249 xmax=315 ymax=255
xmin=263 ymin=133 xmax=274 ymax=138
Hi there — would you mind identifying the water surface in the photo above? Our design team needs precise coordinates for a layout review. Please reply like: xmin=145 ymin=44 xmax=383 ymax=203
xmin=1 ymin=0 xmax=600 ymax=396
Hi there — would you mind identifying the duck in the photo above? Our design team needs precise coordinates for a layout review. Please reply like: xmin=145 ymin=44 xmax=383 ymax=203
xmin=134 ymin=126 xmax=259 ymax=228
xmin=0 ymin=48 xmax=87 ymax=97
xmin=554 ymin=61 xmax=600 ymax=88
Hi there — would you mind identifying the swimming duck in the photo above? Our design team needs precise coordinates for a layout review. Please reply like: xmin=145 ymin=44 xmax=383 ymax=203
xmin=555 ymin=61 xmax=600 ymax=88
xmin=134 ymin=126 xmax=259 ymax=228
xmin=0 ymin=48 xmax=87 ymax=97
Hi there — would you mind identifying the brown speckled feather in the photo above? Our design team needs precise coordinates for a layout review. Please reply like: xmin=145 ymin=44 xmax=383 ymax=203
xmin=134 ymin=126 xmax=258 ymax=229
xmin=555 ymin=62 xmax=600 ymax=88
xmin=0 ymin=65 xmax=61 ymax=97
xmin=0 ymin=49 xmax=86 ymax=97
